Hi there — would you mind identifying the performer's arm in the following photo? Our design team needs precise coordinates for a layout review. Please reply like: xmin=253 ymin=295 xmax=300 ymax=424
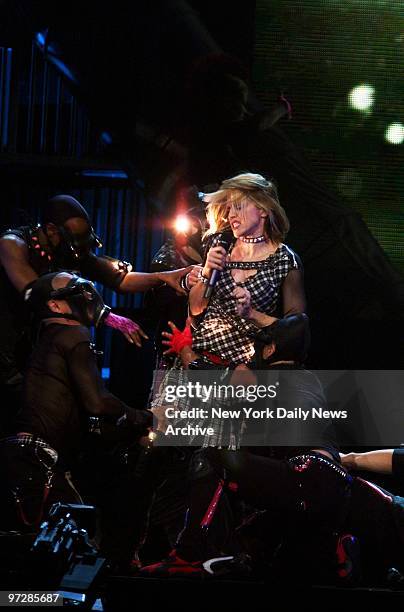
xmin=250 ymin=268 xmax=306 ymax=327
xmin=233 ymin=268 xmax=307 ymax=330
xmin=0 ymin=235 xmax=38 ymax=292
xmin=341 ymin=449 xmax=394 ymax=474
xmin=189 ymin=276 xmax=209 ymax=316
xmin=161 ymin=320 xmax=198 ymax=368
xmin=247 ymin=310 xmax=278 ymax=328
xmin=67 ymin=339 xmax=152 ymax=428
xmin=189 ymin=245 xmax=226 ymax=315
xmin=119 ymin=267 xmax=193 ymax=295
xmin=281 ymin=268 xmax=307 ymax=316
xmin=80 ymin=251 xmax=194 ymax=295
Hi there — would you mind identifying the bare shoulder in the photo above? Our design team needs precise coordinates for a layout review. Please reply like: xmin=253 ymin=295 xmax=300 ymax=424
xmin=0 ymin=233 xmax=37 ymax=291
xmin=0 ymin=233 xmax=29 ymax=258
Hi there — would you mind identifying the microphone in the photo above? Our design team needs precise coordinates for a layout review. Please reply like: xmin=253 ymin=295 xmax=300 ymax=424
xmin=204 ymin=230 xmax=235 ymax=299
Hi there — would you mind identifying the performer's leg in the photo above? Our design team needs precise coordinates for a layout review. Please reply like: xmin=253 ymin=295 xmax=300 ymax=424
xmin=175 ymin=449 xmax=237 ymax=562
xmin=206 ymin=449 xmax=300 ymax=511
xmin=0 ymin=441 xmax=81 ymax=531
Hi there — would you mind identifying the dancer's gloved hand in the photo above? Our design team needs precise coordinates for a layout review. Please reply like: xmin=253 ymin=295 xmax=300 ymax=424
xmin=120 ymin=408 xmax=154 ymax=437
xmin=162 ymin=321 xmax=193 ymax=355
xmin=105 ymin=312 xmax=149 ymax=347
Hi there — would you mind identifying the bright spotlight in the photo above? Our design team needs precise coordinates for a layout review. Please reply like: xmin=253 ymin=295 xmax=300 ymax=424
xmin=348 ymin=84 xmax=375 ymax=111
xmin=385 ymin=122 xmax=404 ymax=145
xmin=174 ymin=214 xmax=191 ymax=233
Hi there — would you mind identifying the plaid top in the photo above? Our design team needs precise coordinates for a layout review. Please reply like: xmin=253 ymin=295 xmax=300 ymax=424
xmin=192 ymin=244 xmax=300 ymax=365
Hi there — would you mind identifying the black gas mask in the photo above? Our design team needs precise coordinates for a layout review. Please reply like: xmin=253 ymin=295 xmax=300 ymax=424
xmin=50 ymin=276 xmax=110 ymax=327
xmin=25 ymin=273 xmax=110 ymax=328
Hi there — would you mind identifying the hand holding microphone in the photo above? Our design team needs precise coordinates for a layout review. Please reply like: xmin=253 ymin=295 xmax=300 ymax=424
xmin=202 ymin=230 xmax=234 ymax=299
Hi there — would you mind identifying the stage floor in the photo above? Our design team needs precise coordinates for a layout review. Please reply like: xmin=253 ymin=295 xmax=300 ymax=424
xmin=102 ymin=576 xmax=404 ymax=610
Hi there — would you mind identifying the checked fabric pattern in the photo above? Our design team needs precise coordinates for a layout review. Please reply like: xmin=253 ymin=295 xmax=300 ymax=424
xmin=192 ymin=244 xmax=300 ymax=365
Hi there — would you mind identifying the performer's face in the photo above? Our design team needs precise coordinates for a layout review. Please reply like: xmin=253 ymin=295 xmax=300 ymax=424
xmin=63 ymin=217 xmax=91 ymax=240
xmin=46 ymin=217 xmax=97 ymax=263
xmin=46 ymin=217 xmax=90 ymax=248
xmin=45 ymin=272 xmax=107 ymax=326
xmin=227 ymin=198 xmax=267 ymax=239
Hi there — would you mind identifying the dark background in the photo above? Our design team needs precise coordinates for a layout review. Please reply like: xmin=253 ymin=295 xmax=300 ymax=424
xmin=0 ymin=0 xmax=403 ymax=408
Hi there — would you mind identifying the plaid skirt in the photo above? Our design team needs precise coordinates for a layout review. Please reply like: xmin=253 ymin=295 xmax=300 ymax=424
xmin=149 ymin=361 xmax=246 ymax=450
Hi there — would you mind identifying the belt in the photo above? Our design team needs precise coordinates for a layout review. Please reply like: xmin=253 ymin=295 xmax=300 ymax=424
xmin=201 ymin=351 xmax=231 ymax=367
xmin=288 ymin=453 xmax=351 ymax=481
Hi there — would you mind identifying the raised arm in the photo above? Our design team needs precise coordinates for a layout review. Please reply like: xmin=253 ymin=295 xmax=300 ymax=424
xmin=67 ymin=340 xmax=152 ymax=428
xmin=119 ymin=267 xmax=192 ymax=294
xmin=79 ymin=251 xmax=193 ymax=295
xmin=189 ymin=244 xmax=227 ymax=315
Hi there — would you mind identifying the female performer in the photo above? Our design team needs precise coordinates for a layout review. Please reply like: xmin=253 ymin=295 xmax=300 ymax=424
xmin=188 ymin=172 xmax=306 ymax=368
xmin=143 ymin=173 xmax=308 ymax=569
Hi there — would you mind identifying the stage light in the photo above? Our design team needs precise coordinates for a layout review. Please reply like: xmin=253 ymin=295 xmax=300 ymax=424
xmin=384 ymin=122 xmax=404 ymax=145
xmin=348 ymin=84 xmax=375 ymax=112
xmin=174 ymin=214 xmax=191 ymax=233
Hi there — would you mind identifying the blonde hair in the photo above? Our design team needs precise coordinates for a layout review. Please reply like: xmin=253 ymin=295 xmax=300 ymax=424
xmin=203 ymin=173 xmax=289 ymax=243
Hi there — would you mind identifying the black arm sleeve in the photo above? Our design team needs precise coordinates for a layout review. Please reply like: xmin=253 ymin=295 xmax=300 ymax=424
xmin=281 ymin=268 xmax=307 ymax=316
xmin=79 ymin=253 xmax=128 ymax=289
xmin=392 ymin=448 xmax=404 ymax=481
xmin=67 ymin=341 xmax=130 ymax=418
xmin=63 ymin=333 xmax=152 ymax=429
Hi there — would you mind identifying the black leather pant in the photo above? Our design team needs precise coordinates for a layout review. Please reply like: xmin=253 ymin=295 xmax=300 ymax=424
xmin=0 ymin=435 xmax=81 ymax=531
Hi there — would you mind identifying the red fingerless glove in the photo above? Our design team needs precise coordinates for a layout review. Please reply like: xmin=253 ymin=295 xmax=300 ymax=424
xmin=166 ymin=325 xmax=193 ymax=355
